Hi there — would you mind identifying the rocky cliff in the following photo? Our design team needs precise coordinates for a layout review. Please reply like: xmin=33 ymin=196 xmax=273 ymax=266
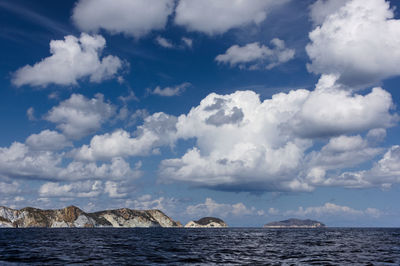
xmin=185 ymin=217 xmax=227 ymax=228
xmin=263 ymin=218 xmax=325 ymax=228
xmin=0 ymin=206 xmax=182 ymax=228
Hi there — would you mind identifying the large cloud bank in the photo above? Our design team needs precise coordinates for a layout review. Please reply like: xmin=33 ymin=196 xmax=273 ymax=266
xmin=307 ymin=0 xmax=400 ymax=87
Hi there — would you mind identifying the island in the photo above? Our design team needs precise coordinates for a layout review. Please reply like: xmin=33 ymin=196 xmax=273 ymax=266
xmin=263 ymin=218 xmax=325 ymax=228
xmin=0 ymin=205 xmax=182 ymax=228
xmin=185 ymin=217 xmax=228 ymax=228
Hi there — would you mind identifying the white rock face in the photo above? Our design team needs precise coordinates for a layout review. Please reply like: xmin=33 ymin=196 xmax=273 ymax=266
xmin=0 ymin=206 xmax=21 ymax=223
xmin=73 ymin=215 xmax=96 ymax=227
xmin=100 ymin=213 xmax=158 ymax=227
xmin=185 ymin=221 xmax=226 ymax=228
xmin=51 ymin=221 xmax=69 ymax=228
xmin=0 ymin=206 xmax=182 ymax=228
xmin=184 ymin=217 xmax=227 ymax=228
xmin=147 ymin=210 xmax=181 ymax=227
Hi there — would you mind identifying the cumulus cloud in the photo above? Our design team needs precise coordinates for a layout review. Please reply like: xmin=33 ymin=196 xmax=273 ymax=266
xmin=126 ymin=194 xmax=178 ymax=212
xmin=73 ymin=112 xmax=178 ymax=161
xmin=26 ymin=130 xmax=72 ymax=151
xmin=215 ymin=39 xmax=295 ymax=70
xmin=186 ymin=198 xmax=260 ymax=218
xmin=0 ymin=141 xmax=141 ymax=182
xmin=309 ymin=0 xmax=348 ymax=26
xmin=104 ymin=181 xmax=128 ymax=198
xmin=304 ymin=135 xmax=384 ymax=185
xmin=39 ymin=181 xmax=102 ymax=198
xmin=325 ymin=145 xmax=400 ymax=189
xmin=290 ymin=75 xmax=397 ymax=138
xmin=72 ymin=0 xmax=174 ymax=38
xmin=175 ymin=0 xmax=287 ymax=35
xmin=306 ymin=0 xmax=400 ymax=86
xmin=158 ymin=77 xmax=396 ymax=192
xmin=12 ymin=33 xmax=124 ymax=87
xmin=148 ymin=82 xmax=191 ymax=97
xmin=45 ymin=93 xmax=116 ymax=139
xmin=285 ymin=202 xmax=382 ymax=218
xmin=307 ymin=135 xmax=381 ymax=172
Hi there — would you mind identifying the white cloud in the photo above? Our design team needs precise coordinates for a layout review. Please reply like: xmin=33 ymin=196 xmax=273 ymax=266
xmin=119 ymin=90 xmax=138 ymax=103
xmin=39 ymin=181 xmax=102 ymax=198
xmin=72 ymin=0 xmax=174 ymax=38
xmin=158 ymin=77 xmax=396 ymax=192
xmin=309 ymin=0 xmax=348 ymax=26
xmin=12 ymin=33 xmax=124 ymax=87
xmin=126 ymin=194 xmax=178 ymax=212
xmin=104 ymin=181 xmax=127 ymax=198
xmin=306 ymin=0 xmax=400 ymax=86
xmin=326 ymin=145 xmax=400 ymax=189
xmin=148 ymin=82 xmax=191 ymax=97
xmin=26 ymin=107 xmax=36 ymax=121
xmin=309 ymin=135 xmax=381 ymax=169
xmin=181 ymin=37 xmax=193 ymax=48
xmin=155 ymin=36 xmax=194 ymax=50
xmin=0 ymin=142 xmax=141 ymax=182
xmin=366 ymin=128 xmax=387 ymax=143
xmin=305 ymin=135 xmax=383 ymax=185
xmin=216 ymin=39 xmax=295 ymax=70
xmin=74 ymin=112 xmax=178 ymax=161
xmin=285 ymin=202 xmax=382 ymax=218
xmin=58 ymin=157 xmax=141 ymax=181
xmin=45 ymin=93 xmax=116 ymax=139
xmin=175 ymin=0 xmax=287 ymax=35
xmin=0 ymin=181 xmax=20 ymax=195
xmin=0 ymin=142 xmax=62 ymax=181
xmin=155 ymin=36 xmax=174 ymax=48
xmin=26 ymin=130 xmax=72 ymax=151
xmin=186 ymin=198 xmax=258 ymax=218
xmin=290 ymin=75 xmax=397 ymax=138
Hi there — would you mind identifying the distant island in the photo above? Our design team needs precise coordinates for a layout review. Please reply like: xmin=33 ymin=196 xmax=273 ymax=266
xmin=263 ymin=218 xmax=325 ymax=228
xmin=185 ymin=217 xmax=228 ymax=228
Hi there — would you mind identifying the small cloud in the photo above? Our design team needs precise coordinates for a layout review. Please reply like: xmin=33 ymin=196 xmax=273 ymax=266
xmin=147 ymin=82 xmax=191 ymax=97
xmin=104 ymin=181 xmax=127 ymax=198
xmin=284 ymin=202 xmax=382 ymax=218
xmin=156 ymin=36 xmax=174 ymax=48
xmin=181 ymin=37 xmax=193 ymax=48
xmin=26 ymin=107 xmax=36 ymax=121
xmin=215 ymin=38 xmax=295 ymax=70
xmin=186 ymin=198 xmax=261 ymax=218
xmin=119 ymin=90 xmax=139 ymax=103
xmin=48 ymin=92 xmax=59 ymax=100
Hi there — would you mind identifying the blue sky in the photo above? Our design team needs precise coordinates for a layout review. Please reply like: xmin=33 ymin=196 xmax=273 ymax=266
xmin=1 ymin=0 xmax=400 ymax=227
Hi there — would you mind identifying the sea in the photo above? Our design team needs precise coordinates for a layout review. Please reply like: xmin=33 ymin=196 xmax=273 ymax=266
xmin=0 ymin=228 xmax=399 ymax=265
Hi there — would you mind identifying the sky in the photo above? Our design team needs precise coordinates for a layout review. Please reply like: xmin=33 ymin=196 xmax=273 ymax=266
xmin=0 ymin=0 xmax=400 ymax=227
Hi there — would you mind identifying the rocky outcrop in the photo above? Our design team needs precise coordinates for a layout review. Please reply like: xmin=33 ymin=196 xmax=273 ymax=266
xmin=0 ymin=206 xmax=182 ymax=228
xmin=263 ymin=218 xmax=325 ymax=228
xmin=185 ymin=217 xmax=227 ymax=228
xmin=93 ymin=208 xmax=181 ymax=228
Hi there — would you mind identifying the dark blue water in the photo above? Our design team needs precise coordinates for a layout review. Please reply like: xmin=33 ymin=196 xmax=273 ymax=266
xmin=0 ymin=228 xmax=399 ymax=265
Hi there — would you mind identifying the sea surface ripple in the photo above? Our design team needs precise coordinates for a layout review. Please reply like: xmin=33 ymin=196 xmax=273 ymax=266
xmin=0 ymin=228 xmax=399 ymax=265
